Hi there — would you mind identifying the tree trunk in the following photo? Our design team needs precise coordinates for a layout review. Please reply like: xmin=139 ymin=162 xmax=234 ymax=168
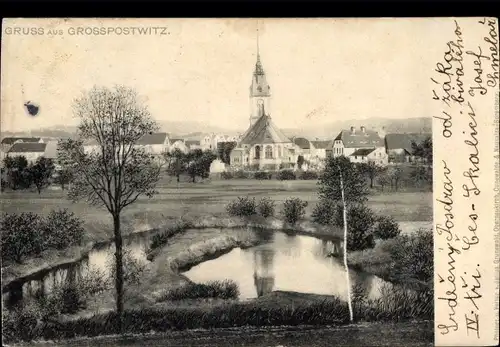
xmin=370 ymin=178 xmax=373 ymax=189
xmin=338 ymin=165 xmax=354 ymax=323
xmin=176 ymin=173 xmax=180 ymax=183
xmin=192 ymin=175 xmax=196 ymax=183
xmin=113 ymin=213 xmax=124 ymax=333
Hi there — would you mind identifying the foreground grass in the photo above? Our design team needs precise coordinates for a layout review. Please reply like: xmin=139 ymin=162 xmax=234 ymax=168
xmin=157 ymin=280 xmax=239 ymax=301
xmin=3 ymin=288 xmax=432 ymax=344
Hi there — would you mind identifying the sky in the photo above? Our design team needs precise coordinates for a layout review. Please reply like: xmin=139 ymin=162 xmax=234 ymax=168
xmin=1 ymin=18 xmax=448 ymax=133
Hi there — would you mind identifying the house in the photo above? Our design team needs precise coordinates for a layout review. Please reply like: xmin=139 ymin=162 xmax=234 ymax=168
xmin=385 ymin=133 xmax=431 ymax=163
xmin=310 ymin=140 xmax=331 ymax=159
xmin=331 ymin=126 xmax=385 ymax=158
xmin=349 ymin=147 xmax=388 ymax=165
xmin=185 ymin=140 xmax=202 ymax=151
xmin=135 ymin=132 xmax=170 ymax=155
xmin=169 ymin=138 xmax=188 ymax=153
xmin=7 ymin=142 xmax=47 ymax=163
xmin=293 ymin=137 xmax=312 ymax=159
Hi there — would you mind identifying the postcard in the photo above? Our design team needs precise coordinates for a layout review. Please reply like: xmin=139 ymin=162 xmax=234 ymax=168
xmin=1 ymin=18 xmax=499 ymax=346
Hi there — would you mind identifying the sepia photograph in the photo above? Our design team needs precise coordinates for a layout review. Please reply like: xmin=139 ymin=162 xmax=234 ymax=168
xmin=1 ymin=18 xmax=498 ymax=346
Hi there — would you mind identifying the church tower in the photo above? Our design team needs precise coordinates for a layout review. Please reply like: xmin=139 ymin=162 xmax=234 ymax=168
xmin=249 ymin=25 xmax=271 ymax=127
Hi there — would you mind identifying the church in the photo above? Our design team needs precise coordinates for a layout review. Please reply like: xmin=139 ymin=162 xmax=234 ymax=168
xmin=229 ymin=43 xmax=296 ymax=171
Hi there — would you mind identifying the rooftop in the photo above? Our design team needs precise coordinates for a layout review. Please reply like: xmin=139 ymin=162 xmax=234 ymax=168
xmin=334 ymin=128 xmax=384 ymax=148
xmin=8 ymin=142 xmax=47 ymax=153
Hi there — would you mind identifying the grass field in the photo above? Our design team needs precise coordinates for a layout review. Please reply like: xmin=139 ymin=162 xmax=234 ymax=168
xmin=1 ymin=178 xmax=432 ymax=240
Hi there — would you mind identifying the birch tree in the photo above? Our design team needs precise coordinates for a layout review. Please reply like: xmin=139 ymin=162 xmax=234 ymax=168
xmin=58 ymin=85 xmax=164 ymax=332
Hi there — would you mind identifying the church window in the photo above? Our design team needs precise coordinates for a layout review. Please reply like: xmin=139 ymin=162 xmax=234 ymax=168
xmin=265 ymin=145 xmax=273 ymax=159
xmin=257 ymin=86 xmax=262 ymax=92
xmin=255 ymin=145 xmax=261 ymax=159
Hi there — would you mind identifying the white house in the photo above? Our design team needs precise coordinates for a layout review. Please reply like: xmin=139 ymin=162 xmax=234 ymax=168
xmin=135 ymin=132 xmax=170 ymax=156
xmin=332 ymin=126 xmax=385 ymax=158
xmin=7 ymin=142 xmax=47 ymax=163
xmin=349 ymin=147 xmax=388 ymax=166
xmin=185 ymin=140 xmax=202 ymax=151
xmin=169 ymin=138 xmax=188 ymax=153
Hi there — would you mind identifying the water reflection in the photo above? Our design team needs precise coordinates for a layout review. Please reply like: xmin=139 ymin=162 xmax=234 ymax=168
xmin=253 ymin=248 xmax=275 ymax=297
xmin=184 ymin=231 xmax=389 ymax=301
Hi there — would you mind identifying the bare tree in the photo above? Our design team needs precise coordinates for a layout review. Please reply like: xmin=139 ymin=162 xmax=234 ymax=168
xmin=58 ymin=85 xmax=164 ymax=332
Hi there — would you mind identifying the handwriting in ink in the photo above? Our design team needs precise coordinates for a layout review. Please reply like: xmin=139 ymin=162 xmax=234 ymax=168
xmin=466 ymin=46 xmax=490 ymax=96
xmin=436 ymin=160 xmax=454 ymax=241
xmin=465 ymin=312 xmax=480 ymax=338
xmin=479 ymin=17 xmax=499 ymax=88
xmin=464 ymin=267 xmax=482 ymax=310
xmin=462 ymin=102 xmax=481 ymax=197
xmin=437 ymin=243 xmax=461 ymax=335
xmin=462 ymin=210 xmax=479 ymax=250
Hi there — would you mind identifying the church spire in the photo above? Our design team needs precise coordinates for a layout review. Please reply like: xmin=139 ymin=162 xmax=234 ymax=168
xmin=254 ymin=20 xmax=265 ymax=76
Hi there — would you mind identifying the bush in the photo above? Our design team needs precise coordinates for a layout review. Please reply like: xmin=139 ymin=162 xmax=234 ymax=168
xmin=108 ymin=248 xmax=148 ymax=285
xmin=333 ymin=204 xmax=376 ymax=251
xmin=1 ymin=212 xmax=43 ymax=262
xmin=221 ymin=171 xmax=233 ymax=180
xmin=257 ymin=197 xmax=275 ymax=218
xmin=299 ymin=171 xmax=318 ymax=180
xmin=41 ymin=209 xmax=85 ymax=250
xmin=157 ymin=280 xmax=239 ymax=301
xmin=373 ymin=216 xmax=401 ymax=240
xmin=276 ymin=170 xmax=296 ymax=181
xmin=282 ymin=198 xmax=308 ymax=225
xmin=226 ymin=197 xmax=257 ymax=217
xmin=233 ymin=170 xmax=250 ymax=179
xmin=389 ymin=228 xmax=433 ymax=283
xmin=254 ymin=171 xmax=272 ymax=180
xmin=311 ymin=200 xmax=338 ymax=225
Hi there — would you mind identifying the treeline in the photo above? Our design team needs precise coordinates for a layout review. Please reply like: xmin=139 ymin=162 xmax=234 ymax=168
xmin=1 ymin=156 xmax=65 ymax=194
xmin=1 ymin=209 xmax=84 ymax=263
xmin=164 ymin=148 xmax=217 ymax=183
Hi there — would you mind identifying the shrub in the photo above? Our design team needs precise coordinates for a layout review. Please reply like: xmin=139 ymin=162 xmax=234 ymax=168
xmin=276 ymin=170 xmax=296 ymax=181
xmin=389 ymin=228 xmax=433 ymax=283
xmin=157 ymin=280 xmax=239 ymax=301
xmin=226 ymin=197 xmax=257 ymax=217
xmin=299 ymin=171 xmax=318 ymax=180
xmin=254 ymin=171 xmax=272 ymax=180
xmin=221 ymin=171 xmax=233 ymax=180
xmin=333 ymin=204 xmax=376 ymax=251
xmin=1 ymin=212 xmax=43 ymax=262
xmin=233 ymin=170 xmax=249 ymax=179
xmin=282 ymin=198 xmax=308 ymax=225
xmin=311 ymin=200 xmax=338 ymax=225
xmin=41 ymin=209 xmax=85 ymax=250
xmin=373 ymin=216 xmax=401 ymax=240
xmin=257 ymin=197 xmax=275 ymax=218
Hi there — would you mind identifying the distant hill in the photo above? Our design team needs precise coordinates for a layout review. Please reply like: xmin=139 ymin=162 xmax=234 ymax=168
xmin=2 ymin=117 xmax=431 ymax=141
xmin=282 ymin=117 xmax=432 ymax=140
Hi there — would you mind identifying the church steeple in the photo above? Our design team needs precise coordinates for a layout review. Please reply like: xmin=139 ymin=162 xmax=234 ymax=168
xmin=249 ymin=21 xmax=271 ymax=127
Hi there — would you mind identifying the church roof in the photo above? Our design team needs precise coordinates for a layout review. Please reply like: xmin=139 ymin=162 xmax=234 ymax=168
xmin=239 ymin=114 xmax=291 ymax=145
xmin=334 ymin=128 xmax=384 ymax=148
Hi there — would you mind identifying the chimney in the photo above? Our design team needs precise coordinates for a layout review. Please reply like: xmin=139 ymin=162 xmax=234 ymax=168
xmin=361 ymin=126 xmax=366 ymax=133
xmin=350 ymin=126 xmax=355 ymax=134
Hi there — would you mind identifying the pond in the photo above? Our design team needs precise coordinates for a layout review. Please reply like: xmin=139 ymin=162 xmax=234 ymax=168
xmin=2 ymin=227 xmax=393 ymax=310
xmin=183 ymin=231 xmax=391 ymax=301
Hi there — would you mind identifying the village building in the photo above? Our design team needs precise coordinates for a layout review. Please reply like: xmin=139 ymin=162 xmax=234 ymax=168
xmin=185 ymin=140 xmax=202 ymax=151
xmin=349 ymin=147 xmax=388 ymax=165
xmin=135 ymin=132 xmax=170 ymax=156
xmin=169 ymin=138 xmax=188 ymax=153
xmin=7 ymin=142 xmax=47 ymax=164
xmin=230 ymin=43 xmax=295 ymax=170
xmin=331 ymin=126 xmax=386 ymax=163
xmin=385 ymin=133 xmax=431 ymax=163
